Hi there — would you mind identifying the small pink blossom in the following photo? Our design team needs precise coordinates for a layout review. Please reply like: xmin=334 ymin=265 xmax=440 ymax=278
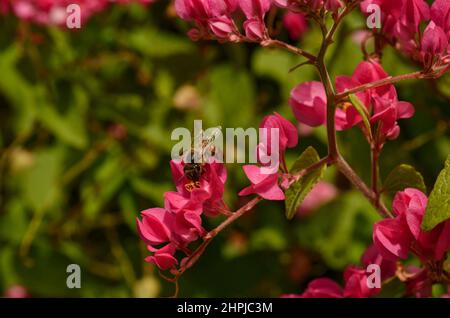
xmin=421 ymin=21 xmax=449 ymax=65
xmin=431 ymin=0 xmax=450 ymax=37
xmin=289 ymin=81 xmax=327 ymax=127
xmin=283 ymin=12 xmax=308 ymax=41
xmin=137 ymin=208 xmax=174 ymax=246
xmin=259 ymin=112 xmax=298 ymax=155
xmin=284 ymin=278 xmax=344 ymax=298
xmin=208 ymin=16 xmax=238 ymax=40
xmin=4 ymin=285 xmax=28 ymax=298
xmin=145 ymin=243 xmax=178 ymax=270
xmin=290 ymin=61 xmax=414 ymax=140
xmin=373 ymin=188 xmax=450 ymax=262
xmin=243 ymin=18 xmax=267 ymax=41
xmin=343 ymin=266 xmax=379 ymax=298
xmin=238 ymin=0 xmax=271 ymax=19
xmin=170 ymin=160 xmax=227 ymax=216
xmin=239 ymin=165 xmax=284 ymax=200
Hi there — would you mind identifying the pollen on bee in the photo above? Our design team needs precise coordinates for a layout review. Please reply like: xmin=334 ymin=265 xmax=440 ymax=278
xmin=185 ymin=181 xmax=201 ymax=192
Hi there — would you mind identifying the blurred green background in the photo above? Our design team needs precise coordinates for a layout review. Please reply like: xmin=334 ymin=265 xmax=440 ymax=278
xmin=0 ymin=2 xmax=449 ymax=297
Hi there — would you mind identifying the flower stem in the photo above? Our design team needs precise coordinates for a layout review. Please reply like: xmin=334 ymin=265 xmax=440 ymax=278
xmin=336 ymin=71 xmax=426 ymax=101
xmin=171 ymin=197 xmax=263 ymax=283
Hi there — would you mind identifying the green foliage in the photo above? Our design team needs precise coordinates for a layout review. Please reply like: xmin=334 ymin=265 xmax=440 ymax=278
xmin=349 ymin=94 xmax=372 ymax=140
xmin=285 ymin=147 xmax=327 ymax=220
xmin=296 ymin=192 xmax=380 ymax=270
xmin=422 ymin=155 xmax=450 ymax=231
xmin=0 ymin=3 xmax=448 ymax=298
xmin=382 ymin=164 xmax=427 ymax=195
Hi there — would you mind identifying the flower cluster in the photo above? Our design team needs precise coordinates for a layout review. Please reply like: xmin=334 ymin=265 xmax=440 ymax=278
xmin=374 ymin=188 xmax=450 ymax=263
xmin=239 ymin=113 xmax=298 ymax=201
xmin=274 ymin=0 xmax=343 ymax=14
xmin=290 ymin=60 xmax=415 ymax=144
xmin=0 ymin=0 xmax=154 ymax=26
xmin=287 ymin=189 xmax=450 ymax=298
xmin=137 ymin=0 xmax=450 ymax=297
xmin=174 ymin=0 xmax=343 ymax=42
xmin=137 ymin=112 xmax=300 ymax=271
xmin=284 ymin=244 xmax=397 ymax=298
xmin=137 ymin=159 xmax=227 ymax=271
xmin=361 ymin=0 xmax=450 ymax=73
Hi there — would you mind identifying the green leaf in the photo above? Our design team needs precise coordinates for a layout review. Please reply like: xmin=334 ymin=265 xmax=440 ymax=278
xmin=296 ymin=191 xmax=379 ymax=270
xmin=22 ymin=148 xmax=64 ymax=212
xmin=204 ymin=65 xmax=255 ymax=128
xmin=382 ymin=164 xmax=427 ymax=194
xmin=422 ymin=155 xmax=450 ymax=231
xmin=349 ymin=94 xmax=372 ymax=140
xmin=125 ymin=29 xmax=194 ymax=58
xmin=81 ymin=153 xmax=127 ymax=220
xmin=285 ymin=147 xmax=327 ymax=220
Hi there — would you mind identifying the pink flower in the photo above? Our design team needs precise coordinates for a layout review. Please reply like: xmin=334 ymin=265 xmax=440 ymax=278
xmin=373 ymin=214 xmax=412 ymax=260
xmin=360 ymin=0 xmax=429 ymax=55
xmin=421 ymin=21 xmax=449 ymax=64
xmin=297 ymin=181 xmax=337 ymax=216
xmin=289 ymin=81 xmax=327 ymax=127
xmin=335 ymin=60 xmax=388 ymax=130
xmin=175 ymin=0 xmax=239 ymax=40
xmin=7 ymin=0 xmax=110 ymax=26
xmin=145 ymin=243 xmax=178 ymax=270
xmin=170 ymin=160 xmax=227 ymax=216
xmin=1 ymin=0 xmax=154 ymax=26
xmin=405 ymin=267 xmax=433 ymax=298
xmin=175 ymin=0 xmax=237 ymax=21
xmin=324 ymin=0 xmax=343 ymax=13
xmin=343 ymin=244 xmax=396 ymax=298
xmin=289 ymin=61 xmax=414 ymax=140
xmin=137 ymin=208 xmax=174 ymax=246
xmin=401 ymin=0 xmax=430 ymax=34
xmin=276 ymin=0 xmax=341 ymax=13
xmin=294 ymin=278 xmax=344 ymax=298
xmin=4 ymin=285 xmax=28 ymax=298
xmin=259 ymin=112 xmax=298 ymax=155
xmin=238 ymin=0 xmax=270 ymax=42
xmin=208 ymin=16 xmax=238 ymax=40
xmin=431 ymin=0 xmax=450 ymax=37
xmin=137 ymin=205 xmax=205 ymax=270
xmin=286 ymin=244 xmax=397 ymax=298
xmin=373 ymin=188 xmax=450 ymax=262
xmin=238 ymin=0 xmax=271 ymax=19
xmin=243 ymin=18 xmax=267 ymax=41
xmin=339 ymin=61 xmax=414 ymax=139
xmin=173 ymin=208 xmax=205 ymax=243
xmin=283 ymin=12 xmax=308 ymax=41
xmin=343 ymin=266 xmax=379 ymax=298
xmin=239 ymin=165 xmax=284 ymax=200
xmin=370 ymin=97 xmax=415 ymax=140
xmin=361 ymin=244 xmax=397 ymax=281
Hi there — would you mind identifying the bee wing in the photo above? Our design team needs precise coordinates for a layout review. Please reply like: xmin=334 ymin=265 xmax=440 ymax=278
xmin=201 ymin=127 xmax=222 ymax=161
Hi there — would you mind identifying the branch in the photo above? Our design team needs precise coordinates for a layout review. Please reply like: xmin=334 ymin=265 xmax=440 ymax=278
xmin=316 ymin=5 xmax=392 ymax=217
xmin=336 ymin=71 xmax=426 ymax=101
xmin=336 ymin=156 xmax=392 ymax=217
xmin=171 ymin=197 xmax=263 ymax=281
xmin=289 ymin=156 xmax=332 ymax=185
xmin=260 ymin=39 xmax=317 ymax=62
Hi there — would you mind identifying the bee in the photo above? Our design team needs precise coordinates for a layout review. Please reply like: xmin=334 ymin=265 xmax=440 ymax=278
xmin=181 ymin=127 xmax=221 ymax=192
